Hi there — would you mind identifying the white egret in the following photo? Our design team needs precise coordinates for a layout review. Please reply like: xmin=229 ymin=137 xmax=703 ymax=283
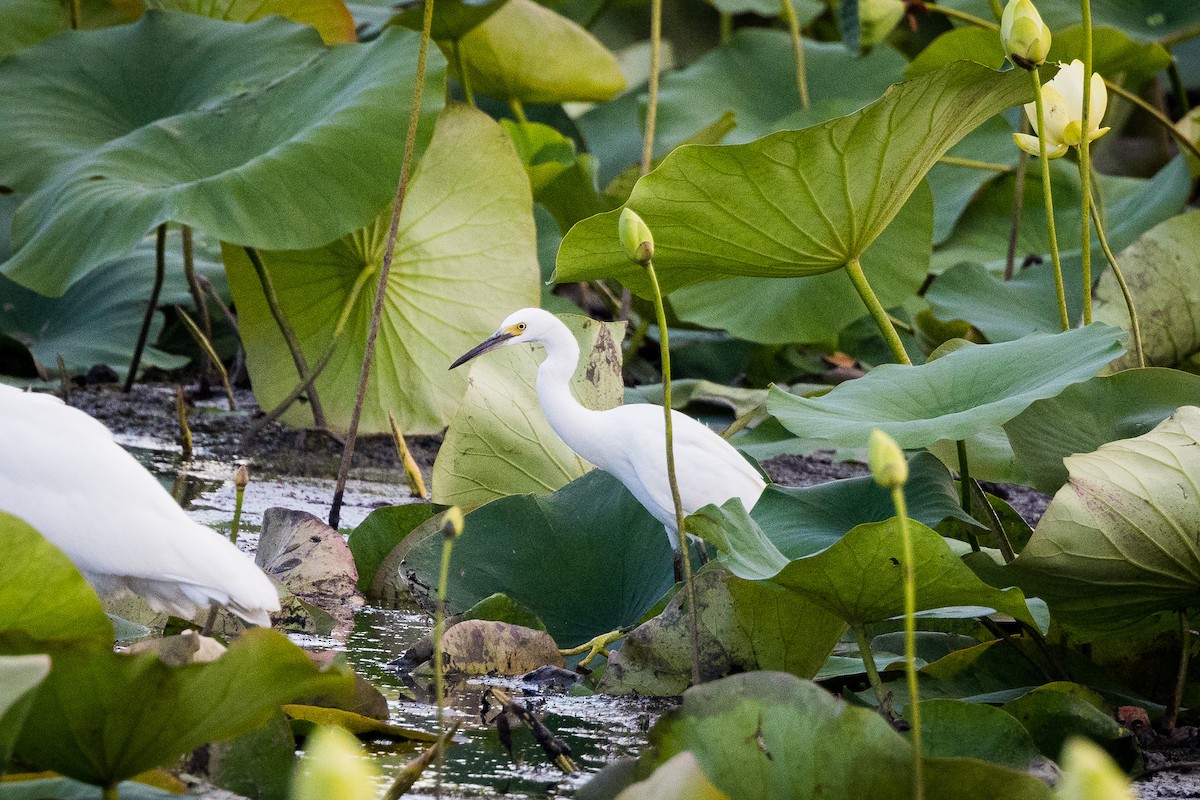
xmin=0 ymin=384 xmax=280 ymax=626
xmin=450 ymin=308 xmax=766 ymax=547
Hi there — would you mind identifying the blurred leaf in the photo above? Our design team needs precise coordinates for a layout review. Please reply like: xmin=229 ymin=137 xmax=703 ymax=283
xmin=0 ymin=0 xmax=126 ymax=59
xmin=0 ymin=654 xmax=50 ymax=769
xmin=613 ymin=751 xmax=729 ymax=800
xmin=927 ymin=117 xmax=1016 ymax=245
xmin=283 ymin=704 xmax=437 ymax=741
xmin=556 ymin=62 xmax=1031 ymax=298
xmin=225 ymin=105 xmax=539 ymax=436
xmin=432 ymin=314 xmax=624 ymax=508
xmin=199 ymin=711 xmax=295 ymax=800
xmin=0 ymin=777 xmax=174 ymax=799
xmin=114 ymin=0 xmax=357 ymax=43
xmin=767 ymin=325 xmax=1124 ymax=450
xmin=703 ymin=0 xmax=822 ymax=21
xmin=0 ymin=14 xmax=444 ymax=296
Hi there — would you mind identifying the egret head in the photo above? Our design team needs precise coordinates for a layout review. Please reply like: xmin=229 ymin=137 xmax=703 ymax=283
xmin=450 ymin=308 xmax=559 ymax=369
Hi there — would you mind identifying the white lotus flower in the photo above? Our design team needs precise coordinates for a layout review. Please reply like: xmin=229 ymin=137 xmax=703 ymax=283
xmin=1013 ymin=60 xmax=1110 ymax=160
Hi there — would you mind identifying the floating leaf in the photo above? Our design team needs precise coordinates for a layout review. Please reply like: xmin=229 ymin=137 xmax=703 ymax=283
xmin=111 ymin=0 xmax=356 ymax=43
xmin=347 ymin=505 xmax=433 ymax=596
xmin=555 ymin=62 xmax=1031 ymax=299
xmin=1005 ymin=368 xmax=1200 ymax=493
xmin=431 ymin=315 xmax=624 ymax=508
xmin=456 ymin=0 xmax=624 ymax=103
xmin=1008 ymin=407 xmax=1200 ymax=633
xmin=600 ymin=568 xmax=845 ymax=697
xmin=15 ymin=629 xmax=352 ymax=788
xmin=1093 ymin=211 xmax=1200 ymax=370
xmin=0 ymin=512 xmax=113 ymax=651
xmin=0 ymin=13 xmax=445 ymax=296
xmin=767 ymin=325 xmax=1124 ymax=450
xmin=225 ymin=105 xmax=539 ymax=435
xmin=770 ymin=518 xmax=1040 ymax=628
xmin=399 ymin=470 xmax=673 ymax=648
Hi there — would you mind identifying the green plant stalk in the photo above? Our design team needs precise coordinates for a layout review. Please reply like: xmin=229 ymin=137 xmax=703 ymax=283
xmin=922 ymin=2 xmax=997 ymax=30
xmin=640 ymin=0 xmax=663 ymax=175
xmin=175 ymin=384 xmax=192 ymax=461
xmin=230 ymin=484 xmax=246 ymax=546
xmin=779 ymin=0 xmax=809 ymax=109
xmin=1087 ymin=190 xmax=1144 ymax=367
xmin=434 ymin=530 xmax=455 ymax=794
xmin=508 ymin=99 xmax=528 ymax=123
xmin=181 ymin=225 xmax=212 ymax=389
xmin=1079 ymin=0 xmax=1094 ymax=325
xmin=968 ymin=479 xmax=1016 ymax=563
xmin=936 ymin=155 xmax=1011 ymax=172
xmin=244 ymin=246 xmax=328 ymax=428
xmin=1164 ymin=611 xmax=1193 ymax=732
xmin=175 ymin=306 xmax=235 ymax=410
xmin=102 ymin=783 xmax=119 ymax=800
xmin=955 ymin=440 xmax=981 ymax=552
xmin=1104 ymin=78 xmax=1200 ymax=163
xmin=892 ymin=488 xmax=924 ymax=800
xmin=844 ymin=257 xmax=911 ymax=365
xmin=450 ymin=39 xmax=475 ymax=107
xmin=719 ymin=11 xmax=733 ymax=44
xmin=330 ymin=0 xmax=436 ymax=529
xmin=1006 ymin=142 xmax=1029 ymax=280
xmin=68 ymin=0 xmax=81 ymax=28
xmin=646 ymin=259 xmax=702 ymax=688
xmin=987 ymin=0 xmax=1003 ymax=20
xmin=1031 ymin=70 xmax=1071 ymax=330
xmin=124 ymin=224 xmax=168 ymax=393
xmin=1167 ymin=58 xmax=1191 ymax=116
xmin=852 ymin=624 xmax=888 ymax=706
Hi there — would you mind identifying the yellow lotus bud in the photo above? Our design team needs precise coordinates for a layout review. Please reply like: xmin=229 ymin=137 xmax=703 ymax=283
xmin=292 ymin=726 xmax=379 ymax=800
xmin=1001 ymin=0 xmax=1051 ymax=69
xmin=234 ymin=464 xmax=249 ymax=489
xmin=441 ymin=506 xmax=464 ymax=540
xmin=868 ymin=429 xmax=908 ymax=490
xmin=619 ymin=207 xmax=654 ymax=266
xmin=1056 ymin=737 xmax=1135 ymax=800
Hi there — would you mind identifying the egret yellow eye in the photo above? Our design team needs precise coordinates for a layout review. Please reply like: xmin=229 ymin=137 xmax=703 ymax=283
xmin=517 ymin=322 xmax=527 ymax=331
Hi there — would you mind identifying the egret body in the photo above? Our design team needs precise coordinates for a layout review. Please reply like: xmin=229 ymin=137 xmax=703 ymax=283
xmin=451 ymin=309 xmax=766 ymax=544
xmin=0 ymin=384 xmax=280 ymax=626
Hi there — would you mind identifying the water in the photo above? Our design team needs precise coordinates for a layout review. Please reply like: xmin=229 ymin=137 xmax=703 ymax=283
xmin=125 ymin=439 xmax=669 ymax=798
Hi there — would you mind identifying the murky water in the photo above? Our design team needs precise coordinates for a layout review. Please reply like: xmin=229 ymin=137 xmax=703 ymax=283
xmin=125 ymin=439 xmax=669 ymax=798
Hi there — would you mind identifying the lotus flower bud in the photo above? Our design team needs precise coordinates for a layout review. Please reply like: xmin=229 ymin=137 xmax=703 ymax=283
xmin=234 ymin=464 xmax=249 ymax=489
xmin=442 ymin=506 xmax=464 ymax=540
xmin=868 ymin=429 xmax=908 ymax=490
xmin=619 ymin=207 xmax=654 ymax=267
xmin=1001 ymin=0 xmax=1051 ymax=69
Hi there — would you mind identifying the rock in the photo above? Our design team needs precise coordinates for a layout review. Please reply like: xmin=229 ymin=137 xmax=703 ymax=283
xmin=256 ymin=508 xmax=363 ymax=622
xmin=127 ymin=630 xmax=227 ymax=665
xmin=442 ymin=620 xmax=564 ymax=676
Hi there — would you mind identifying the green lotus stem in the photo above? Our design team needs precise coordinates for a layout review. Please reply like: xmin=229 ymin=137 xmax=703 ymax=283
xmin=891 ymin=489 xmax=924 ymax=800
xmin=623 ymin=316 xmax=651 ymax=366
xmin=719 ymin=11 xmax=733 ymax=44
xmin=1167 ymin=58 xmax=1191 ymax=116
xmin=1088 ymin=189 xmax=1145 ymax=368
xmin=921 ymin=2 xmax=997 ymax=30
xmin=779 ymin=0 xmax=808 ymax=109
xmin=1162 ymin=22 xmax=1200 ymax=48
xmin=124 ymin=223 xmax=169 ymax=393
xmin=174 ymin=306 xmax=235 ymax=411
xmin=987 ymin=0 xmax=1003 ymax=20
xmin=1104 ymin=78 xmax=1200 ymax=164
xmin=68 ymin=0 xmax=81 ymax=28
xmin=955 ymin=440 xmax=981 ymax=552
xmin=433 ymin=510 xmax=462 ymax=796
xmin=936 ymin=155 xmax=1011 ymax=172
xmin=243 ymin=246 xmax=328 ymax=428
xmin=646 ymin=259 xmax=702 ymax=687
xmin=1078 ymin=0 xmax=1094 ymax=325
xmin=449 ymin=39 xmax=475 ymax=107
xmin=1006 ymin=136 xmax=1029 ymax=280
xmin=330 ymin=0 xmax=436 ymax=529
xmin=508 ymin=99 xmax=528 ymax=123
xmin=102 ymin=783 xmax=119 ymax=800
xmin=969 ymin=479 xmax=1016 ymax=563
xmin=181 ymin=225 xmax=213 ymax=390
xmin=852 ymin=624 xmax=888 ymax=706
xmin=1031 ymin=70 xmax=1071 ymax=330
xmin=721 ymin=404 xmax=767 ymax=440
xmin=230 ymin=470 xmax=247 ymax=545
xmin=641 ymin=0 xmax=663 ymax=175
xmin=844 ymin=257 xmax=911 ymax=365
xmin=1165 ymin=611 xmax=1193 ymax=732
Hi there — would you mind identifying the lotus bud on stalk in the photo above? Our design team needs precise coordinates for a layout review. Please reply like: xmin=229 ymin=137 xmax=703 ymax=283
xmin=1001 ymin=0 xmax=1051 ymax=70
xmin=292 ymin=726 xmax=379 ymax=800
xmin=1014 ymin=60 xmax=1110 ymax=159
xmin=619 ymin=207 xmax=654 ymax=267
xmin=868 ymin=429 xmax=908 ymax=490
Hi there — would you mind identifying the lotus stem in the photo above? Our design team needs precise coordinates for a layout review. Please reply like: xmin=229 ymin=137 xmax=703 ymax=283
xmin=719 ymin=11 xmax=733 ymax=44
xmin=175 ymin=385 xmax=192 ymax=461
xmin=174 ymin=306 xmax=235 ymax=410
xmin=56 ymin=354 xmax=70 ymax=402
xmin=124 ymin=223 xmax=168 ymax=392
xmin=450 ymin=39 xmax=475 ymax=107
xmin=389 ymin=410 xmax=430 ymax=500
xmin=641 ymin=0 xmax=663 ymax=175
xmin=230 ymin=465 xmax=248 ymax=545
xmin=852 ymin=624 xmax=888 ymax=707
xmin=243 ymin=246 xmax=327 ymax=428
xmin=921 ymin=3 xmax=997 ymax=30
xmin=508 ymin=99 xmax=528 ymax=123
xmin=181 ymin=225 xmax=212 ymax=392
xmin=955 ymin=440 xmax=981 ymax=552
xmin=1104 ymin=78 xmax=1200 ymax=164
xmin=1031 ymin=70 xmax=1071 ymax=330
xmin=330 ymin=0 xmax=435 ymax=529
xmin=987 ymin=0 xmax=1003 ymax=20
xmin=1166 ymin=610 xmax=1192 ymax=732
xmin=1006 ymin=136 xmax=1029 ymax=280
xmin=779 ymin=0 xmax=809 ymax=108
xmin=844 ymin=257 xmax=911 ymax=365
xmin=434 ymin=511 xmax=461 ymax=797
xmin=891 ymin=488 xmax=924 ymax=800
xmin=936 ymin=156 xmax=1010 ymax=172
xmin=1167 ymin=58 xmax=1191 ymax=116
xmin=68 ymin=0 xmax=81 ymax=28
xmin=969 ymin=479 xmax=1016 ymax=563
xmin=1079 ymin=0 xmax=1094 ymax=325
xmin=645 ymin=259 xmax=702 ymax=687
xmin=1087 ymin=189 xmax=1144 ymax=367
xmin=102 ymin=783 xmax=119 ymax=800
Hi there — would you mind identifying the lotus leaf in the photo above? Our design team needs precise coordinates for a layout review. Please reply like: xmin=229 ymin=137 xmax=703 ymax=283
xmin=111 ymin=0 xmax=357 ymax=43
xmin=0 ymin=653 xmax=50 ymax=769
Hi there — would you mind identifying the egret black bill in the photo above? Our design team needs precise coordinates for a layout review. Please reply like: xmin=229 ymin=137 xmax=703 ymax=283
xmin=450 ymin=330 xmax=515 ymax=370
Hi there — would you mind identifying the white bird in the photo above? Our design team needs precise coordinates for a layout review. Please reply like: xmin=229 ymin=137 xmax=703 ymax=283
xmin=0 ymin=384 xmax=280 ymax=626
xmin=450 ymin=308 xmax=766 ymax=546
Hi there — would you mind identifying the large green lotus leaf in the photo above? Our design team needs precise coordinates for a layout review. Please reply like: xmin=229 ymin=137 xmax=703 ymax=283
xmin=391 ymin=0 xmax=508 ymax=41
xmin=594 ymin=672 xmax=1052 ymax=800
xmin=501 ymin=120 xmax=605 ymax=233
xmin=752 ymin=452 xmax=981 ymax=559
xmin=456 ymin=0 xmax=624 ymax=104
xmin=14 ymin=628 xmax=352 ymax=788
xmin=0 ymin=13 xmax=445 ymax=297
xmin=767 ymin=325 xmax=1124 ymax=451
xmin=224 ymin=105 xmax=539 ymax=436
xmin=1005 ymin=369 xmax=1200 ymax=494
xmin=555 ymin=62 xmax=1031 ymax=299
xmin=0 ymin=0 xmax=127 ymax=59
xmin=432 ymin=315 xmax=624 ymax=509
xmin=770 ymin=518 xmax=1039 ymax=628
xmin=667 ymin=182 xmax=931 ymax=345
xmin=346 ymin=504 xmax=433 ymax=596
xmin=599 ymin=568 xmax=845 ymax=697
xmin=1089 ymin=0 xmax=1200 ymax=41
xmin=1007 ymin=406 xmax=1200 ymax=633
xmin=400 ymin=470 xmax=673 ymax=648
xmin=0 ymin=654 xmax=50 ymax=769
xmin=653 ymin=30 xmax=906 ymax=153
xmin=0 ymin=512 xmax=113 ymax=651
xmin=920 ymin=699 xmax=1044 ymax=770
xmin=1094 ymin=211 xmax=1200 ymax=371
xmin=112 ymin=0 xmax=357 ymax=43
